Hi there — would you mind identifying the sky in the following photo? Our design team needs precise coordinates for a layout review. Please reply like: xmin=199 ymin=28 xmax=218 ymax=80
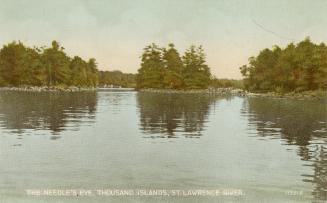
xmin=0 ymin=0 xmax=326 ymax=79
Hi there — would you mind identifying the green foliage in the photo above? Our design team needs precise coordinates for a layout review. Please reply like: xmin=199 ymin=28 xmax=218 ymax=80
xmin=240 ymin=37 xmax=327 ymax=92
xmin=210 ymin=78 xmax=244 ymax=89
xmin=182 ymin=45 xmax=211 ymax=89
xmin=162 ymin=43 xmax=184 ymax=89
xmin=0 ymin=40 xmax=99 ymax=87
xmin=41 ymin=41 xmax=71 ymax=86
xmin=98 ymin=70 xmax=136 ymax=88
xmin=137 ymin=43 xmax=212 ymax=89
xmin=0 ymin=42 xmax=46 ymax=86
xmin=137 ymin=43 xmax=165 ymax=89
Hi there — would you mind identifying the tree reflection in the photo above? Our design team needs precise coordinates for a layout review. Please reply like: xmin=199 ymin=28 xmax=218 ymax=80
xmin=137 ymin=92 xmax=227 ymax=138
xmin=0 ymin=91 xmax=97 ymax=136
xmin=243 ymin=97 xmax=327 ymax=201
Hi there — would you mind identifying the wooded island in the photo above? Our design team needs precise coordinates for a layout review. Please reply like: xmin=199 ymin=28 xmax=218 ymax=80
xmin=0 ymin=38 xmax=325 ymax=94
xmin=240 ymin=38 xmax=327 ymax=93
xmin=137 ymin=43 xmax=211 ymax=89
xmin=0 ymin=41 xmax=98 ymax=87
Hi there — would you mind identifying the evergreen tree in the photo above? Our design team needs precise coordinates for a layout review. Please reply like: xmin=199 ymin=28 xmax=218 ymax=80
xmin=136 ymin=43 xmax=212 ymax=89
xmin=137 ymin=43 xmax=165 ymax=89
xmin=162 ymin=43 xmax=184 ymax=89
xmin=182 ymin=45 xmax=211 ymax=89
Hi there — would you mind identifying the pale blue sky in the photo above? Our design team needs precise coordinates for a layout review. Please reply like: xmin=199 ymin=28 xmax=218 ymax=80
xmin=0 ymin=0 xmax=326 ymax=78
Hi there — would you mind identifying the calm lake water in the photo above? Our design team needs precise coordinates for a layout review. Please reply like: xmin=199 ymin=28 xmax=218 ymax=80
xmin=0 ymin=90 xmax=326 ymax=203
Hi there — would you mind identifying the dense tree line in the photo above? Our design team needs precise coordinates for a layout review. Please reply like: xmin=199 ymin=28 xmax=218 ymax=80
xmin=98 ymin=70 xmax=136 ymax=88
xmin=137 ymin=43 xmax=211 ymax=89
xmin=211 ymin=78 xmax=243 ymax=89
xmin=240 ymin=38 xmax=327 ymax=92
xmin=0 ymin=41 xmax=99 ymax=87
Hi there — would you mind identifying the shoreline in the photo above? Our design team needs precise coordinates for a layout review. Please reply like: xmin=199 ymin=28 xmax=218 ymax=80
xmin=138 ymin=88 xmax=327 ymax=100
xmin=246 ymin=91 xmax=327 ymax=100
xmin=0 ymin=86 xmax=325 ymax=100
xmin=0 ymin=86 xmax=97 ymax=92
xmin=138 ymin=88 xmax=246 ymax=96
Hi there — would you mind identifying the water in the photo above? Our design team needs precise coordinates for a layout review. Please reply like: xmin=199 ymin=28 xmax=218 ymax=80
xmin=0 ymin=90 xmax=326 ymax=203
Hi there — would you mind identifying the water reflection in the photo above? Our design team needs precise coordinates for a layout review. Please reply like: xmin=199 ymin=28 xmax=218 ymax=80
xmin=137 ymin=92 xmax=228 ymax=138
xmin=243 ymin=97 xmax=327 ymax=201
xmin=0 ymin=91 xmax=97 ymax=137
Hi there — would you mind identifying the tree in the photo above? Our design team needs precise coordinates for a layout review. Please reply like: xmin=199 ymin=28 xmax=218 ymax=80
xmin=293 ymin=38 xmax=314 ymax=91
xmin=162 ymin=43 xmax=184 ymax=89
xmin=136 ymin=43 xmax=212 ymax=89
xmin=69 ymin=56 xmax=87 ymax=87
xmin=0 ymin=42 xmax=46 ymax=86
xmin=41 ymin=41 xmax=71 ymax=86
xmin=137 ymin=43 xmax=165 ymax=89
xmin=240 ymin=37 xmax=327 ymax=92
xmin=0 ymin=40 xmax=99 ymax=88
xmin=86 ymin=58 xmax=99 ymax=87
xmin=98 ymin=70 xmax=136 ymax=88
xmin=0 ymin=42 xmax=26 ymax=86
xmin=182 ymin=45 xmax=211 ymax=89
xmin=314 ymin=43 xmax=327 ymax=90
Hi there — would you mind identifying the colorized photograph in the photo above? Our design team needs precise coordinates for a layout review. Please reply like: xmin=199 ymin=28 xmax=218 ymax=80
xmin=0 ymin=0 xmax=326 ymax=203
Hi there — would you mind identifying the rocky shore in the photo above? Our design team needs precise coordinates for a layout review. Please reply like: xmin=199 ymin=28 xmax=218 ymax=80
xmin=0 ymin=86 xmax=97 ymax=92
xmin=1 ymin=86 xmax=325 ymax=100
xmin=138 ymin=88 xmax=246 ymax=96
xmin=246 ymin=91 xmax=327 ymax=100
xmin=138 ymin=88 xmax=326 ymax=100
